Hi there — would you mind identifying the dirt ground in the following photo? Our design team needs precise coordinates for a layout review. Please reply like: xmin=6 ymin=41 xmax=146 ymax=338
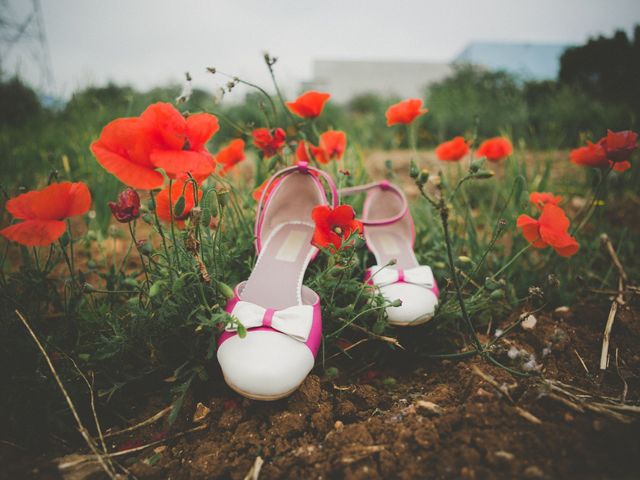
xmin=4 ymin=296 xmax=638 ymax=480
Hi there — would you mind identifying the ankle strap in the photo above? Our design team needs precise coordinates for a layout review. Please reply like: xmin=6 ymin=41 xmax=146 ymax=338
xmin=338 ymin=180 xmax=408 ymax=226
xmin=255 ymin=161 xmax=338 ymax=251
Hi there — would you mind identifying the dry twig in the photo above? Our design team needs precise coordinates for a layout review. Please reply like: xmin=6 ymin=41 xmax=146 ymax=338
xmin=599 ymin=234 xmax=628 ymax=371
xmin=15 ymin=310 xmax=118 ymax=479
xmin=103 ymin=406 xmax=172 ymax=439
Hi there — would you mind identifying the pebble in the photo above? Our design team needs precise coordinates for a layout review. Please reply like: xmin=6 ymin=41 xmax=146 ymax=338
xmin=415 ymin=400 xmax=443 ymax=417
xmin=522 ymin=314 xmax=538 ymax=330
xmin=523 ymin=465 xmax=544 ymax=478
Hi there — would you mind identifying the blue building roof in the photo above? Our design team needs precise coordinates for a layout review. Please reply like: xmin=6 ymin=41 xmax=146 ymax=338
xmin=454 ymin=42 xmax=572 ymax=80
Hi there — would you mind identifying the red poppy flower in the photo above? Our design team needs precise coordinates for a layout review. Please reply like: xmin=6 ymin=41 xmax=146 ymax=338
xmin=252 ymin=128 xmax=286 ymax=158
xmin=1 ymin=182 xmax=91 ymax=246
xmin=295 ymin=140 xmax=313 ymax=163
xmin=216 ymin=139 xmax=246 ymax=175
xmin=476 ymin=137 xmax=513 ymax=162
xmin=435 ymin=136 xmax=469 ymax=162
xmin=311 ymin=205 xmax=363 ymax=252
xmin=109 ymin=188 xmax=141 ymax=223
xmin=252 ymin=178 xmax=279 ymax=202
xmin=155 ymin=179 xmax=202 ymax=229
xmin=318 ymin=130 xmax=347 ymax=162
xmin=91 ymin=103 xmax=218 ymax=188
xmin=286 ymin=91 xmax=331 ymax=119
xmin=570 ymin=141 xmax=608 ymax=168
xmin=139 ymin=103 xmax=218 ymax=181
xmin=599 ymin=130 xmax=637 ymax=163
xmin=385 ymin=99 xmax=427 ymax=126
xmin=516 ymin=204 xmax=579 ymax=257
xmin=529 ymin=192 xmax=562 ymax=211
xmin=91 ymin=117 xmax=165 ymax=190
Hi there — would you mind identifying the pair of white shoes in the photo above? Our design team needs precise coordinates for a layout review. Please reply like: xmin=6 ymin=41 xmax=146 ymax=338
xmin=217 ymin=163 xmax=439 ymax=400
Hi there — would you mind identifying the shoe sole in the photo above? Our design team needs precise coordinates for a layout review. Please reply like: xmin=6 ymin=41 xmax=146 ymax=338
xmin=224 ymin=376 xmax=302 ymax=401
xmin=388 ymin=313 xmax=434 ymax=327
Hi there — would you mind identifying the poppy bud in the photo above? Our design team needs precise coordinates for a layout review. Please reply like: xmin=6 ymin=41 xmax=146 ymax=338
xmin=417 ymin=169 xmax=430 ymax=186
xmin=390 ymin=298 xmax=403 ymax=307
xmin=217 ymin=189 xmax=229 ymax=207
xmin=217 ymin=281 xmax=235 ymax=299
xmin=469 ymin=160 xmax=482 ymax=173
xmin=474 ymin=170 xmax=495 ymax=179
xmin=108 ymin=189 xmax=141 ymax=223
xmin=173 ymin=195 xmax=186 ymax=218
xmin=409 ymin=160 xmax=419 ymax=179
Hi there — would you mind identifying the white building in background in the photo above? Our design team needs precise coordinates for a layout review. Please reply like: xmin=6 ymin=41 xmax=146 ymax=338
xmin=301 ymin=59 xmax=453 ymax=104
xmin=302 ymin=42 xmax=570 ymax=103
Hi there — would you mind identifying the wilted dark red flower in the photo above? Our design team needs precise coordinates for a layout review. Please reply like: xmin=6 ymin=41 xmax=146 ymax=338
xmin=108 ymin=188 xmax=141 ymax=223
xmin=517 ymin=204 xmax=579 ymax=257
xmin=286 ymin=91 xmax=331 ymax=119
xmin=529 ymin=192 xmax=562 ymax=211
xmin=252 ymin=128 xmax=286 ymax=158
xmin=385 ymin=99 xmax=427 ymax=126
xmin=216 ymin=139 xmax=245 ymax=175
xmin=476 ymin=137 xmax=513 ymax=162
xmin=435 ymin=136 xmax=469 ymax=162
xmin=1 ymin=182 xmax=91 ymax=246
xmin=599 ymin=130 xmax=637 ymax=163
xmin=311 ymin=205 xmax=363 ymax=252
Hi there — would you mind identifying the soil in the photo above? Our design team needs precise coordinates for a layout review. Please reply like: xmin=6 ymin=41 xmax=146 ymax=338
xmin=3 ymin=297 xmax=638 ymax=480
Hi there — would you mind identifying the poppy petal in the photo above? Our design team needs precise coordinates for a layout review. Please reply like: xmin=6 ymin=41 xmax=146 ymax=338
xmin=554 ymin=237 xmax=580 ymax=257
xmin=5 ymin=190 xmax=39 ymax=219
xmin=311 ymin=205 xmax=332 ymax=228
xmin=186 ymin=113 xmax=219 ymax=150
xmin=150 ymin=150 xmax=214 ymax=180
xmin=0 ymin=220 xmax=67 ymax=246
xmin=139 ymin=102 xmax=186 ymax=150
xmin=91 ymin=141 xmax=164 ymax=189
xmin=65 ymin=182 xmax=92 ymax=217
xmin=332 ymin=205 xmax=356 ymax=226
xmin=612 ymin=161 xmax=631 ymax=172
xmin=538 ymin=204 xmax=570 ymax=233
xmin=516 ymin=215 xmax=547 ymax=248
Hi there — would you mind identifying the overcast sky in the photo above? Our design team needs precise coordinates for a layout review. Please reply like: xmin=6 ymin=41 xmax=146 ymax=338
xmin=3 ymin=0 xmax=640 ymax=98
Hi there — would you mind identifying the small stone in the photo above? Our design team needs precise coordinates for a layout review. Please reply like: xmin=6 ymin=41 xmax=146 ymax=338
xmin=555 ymin=306 xmax=570 ymax=313
xmin=564 ymin=413 xmax=574 ymax=422
xmin=521 ymin=315 xmax=537 ymax=330
xmin=153 ymin=445 xmax=167 ymax=454
xmin=523 ymin=465 xmax=544 ymax=478
xmin=192 ymin=402 xmax=210 ymax=423
xmin=334 ymin=420 xmax=344 ymax=431
xmin=495 ymin=450 xmax=514 ymax=461
xmin=415 ymin=400 xmax=443 ymax=416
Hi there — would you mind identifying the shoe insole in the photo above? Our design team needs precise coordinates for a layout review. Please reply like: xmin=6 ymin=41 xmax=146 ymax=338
xmin=240 ymin=222 xmax=315 ymax=309
xmin=367 ymin=230 xmax=418 ymax=270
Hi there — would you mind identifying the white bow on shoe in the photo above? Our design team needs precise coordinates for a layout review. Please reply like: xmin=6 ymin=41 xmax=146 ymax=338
xmin=226 ymin=301 xmax=314 ymax=342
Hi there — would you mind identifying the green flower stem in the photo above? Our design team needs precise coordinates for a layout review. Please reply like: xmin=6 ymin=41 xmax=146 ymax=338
xmin=571 ymin=165 xmax=613 ymax=235
xmin=437 ymin=194 xmax=483 ymax=352
xmin=149 ymin=190 xmax=173 ymax=282
xmin=128 ymin=221 xmax=150 ymax=287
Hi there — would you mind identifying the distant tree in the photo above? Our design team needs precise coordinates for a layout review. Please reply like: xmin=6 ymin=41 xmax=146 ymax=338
xmin=559 ymin=26 xmax=640 ymax=111
xmin=0 ymin=75 xmax=42 ymax=126
xmin=426 ymin=65 xmax=528 ymax=141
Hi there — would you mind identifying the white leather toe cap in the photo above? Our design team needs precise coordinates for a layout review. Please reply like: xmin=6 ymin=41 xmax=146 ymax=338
xmin=380 ymin=283 xmax=438 ymax=325
xmin=217 ymin=330 xmax=314 ymax=399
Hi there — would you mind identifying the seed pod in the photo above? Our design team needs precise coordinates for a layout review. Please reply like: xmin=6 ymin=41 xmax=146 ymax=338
xmin=390 ymin=298 xmax=403 ymax=307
